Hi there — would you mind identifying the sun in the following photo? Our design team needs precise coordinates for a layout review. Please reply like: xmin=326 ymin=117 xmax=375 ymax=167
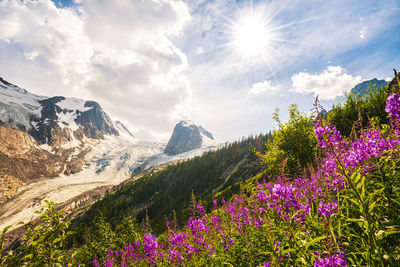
xmin=225 ymin=3 xmax=283 ymax=66
xmin=233 ymin=16 xmax=271 ymax=58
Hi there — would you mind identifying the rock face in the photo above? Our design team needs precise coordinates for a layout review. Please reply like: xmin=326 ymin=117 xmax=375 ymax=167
xmin=29 ymin=97 xmax=119 ymax=147
xmin=0 ymin=77 xmax=119 ymax=147
xmin=351 ymin=78 xmax=388 ymax=96
xmin=75 ymin=101 xmax=118 ymax=139
xmin=0 ymin=77 xmax=122 ymax=201
xmin=0 ymin=125 xmax=90 ymax=201
xmin=0 ymin=125 xmax=34 ymax=157
xmin=164 ymin=120 xmax=216 ymax=155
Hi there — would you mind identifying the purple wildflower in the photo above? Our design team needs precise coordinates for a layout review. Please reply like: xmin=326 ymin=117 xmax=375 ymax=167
xmin=318 ymin=200 xmax=338 ymax=218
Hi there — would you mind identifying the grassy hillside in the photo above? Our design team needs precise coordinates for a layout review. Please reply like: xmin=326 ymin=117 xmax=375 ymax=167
xmin=73 ymin=133 xmax=272 ymax=237
xmin=1 ymin=73 xmax=399 ymax=266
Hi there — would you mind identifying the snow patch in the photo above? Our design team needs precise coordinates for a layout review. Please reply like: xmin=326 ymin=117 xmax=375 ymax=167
xmin=39 ymin=143 xmax=55 ymax=154
xmin=114 ymin=121 xmax=135 ymax=139
xmin=57 ymin=98 xmax=93 ymax=112
xmin=61 ymin=139 xmax=81 ymax=150
xmin=56 ymin=110 xmax=80 ymax=131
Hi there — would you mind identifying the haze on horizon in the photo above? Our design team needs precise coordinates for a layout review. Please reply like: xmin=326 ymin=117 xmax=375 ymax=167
xmin=0 ymin=0 xmax=399 ymax=142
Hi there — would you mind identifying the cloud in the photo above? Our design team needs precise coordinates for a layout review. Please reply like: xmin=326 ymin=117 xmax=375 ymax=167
xmin=0 ymin=0 xmax=92 ymax=87
xmin=0 ymin=0 xmax=191 ymax=141
xmin=249 ymin=80 xmax=279 ymax=95
xmin=1 ymin=0 xmax=399 ymax=142
xmin=359 ymin=26 xmax=367 ymax=39
xmin=291 ymin=66 xmax=362 ymax=100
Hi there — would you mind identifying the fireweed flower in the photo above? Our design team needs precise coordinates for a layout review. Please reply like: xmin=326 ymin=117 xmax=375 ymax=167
xmin=94 ymin=93 xmax=400 ymax=266
xmin=211 ymin=215 xmax=221 ymax=232
xmin=143 ymin=234 xmax=160 ymax=263
xmin=196 ymin=204 xmax=205 ymax=215
xmin=169 ymin=249 xmax=184 ymax=264
xmin=315 ymin=121 xmax=344 ymax=150
xmin=318 ymin=200 xmax=338 ymax=218
xmin=314 ymin=252 xmax=347 ymax=267
xmin=257 ymin=190 xmax=268 ymax=202
xmin=187 ymin=217 xmax=208 ymax=235
xmin=386 ymin=93 xmax=400 ymax=127
xmin=104 ymin=260 xmax=113 ymax=267
xmin=92 ymin=259 xmax=100 ymax=267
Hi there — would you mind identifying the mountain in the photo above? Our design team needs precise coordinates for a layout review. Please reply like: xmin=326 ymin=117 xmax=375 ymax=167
xmin=0 ymin=77 xmax=119 ymax=148
xmin=114 ymin=120 xmax=135 ymax=139
xmin=164 ymin=120 xmax=216 ymax=155
xmin=0 ymin=78 xmax=219 ymax=229
xmin=351 ymin=78 xmax=388 ymax=96
xmin=74 ymin=133 xmax=271 ymax=236
xmin=0 ymin=78 xmax=126 ymax=203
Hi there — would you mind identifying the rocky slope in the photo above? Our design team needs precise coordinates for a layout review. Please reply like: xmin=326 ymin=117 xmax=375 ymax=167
xmin=164 ymin=120 xmax=216 ymax=155
xmin=0 ymin=78 xmax=121 ymax=201
xmin=0 ymin=125 xmax=89 ymax=201
xmin=0 ymin=77 xmax=119 ymax=148
xmin=0 ymin=78 xmax=219 ymax=231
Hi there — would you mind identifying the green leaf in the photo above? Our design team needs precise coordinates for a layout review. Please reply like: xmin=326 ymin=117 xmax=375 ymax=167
xmin=305 ymin=235 xmax=326 ymax=250
xmin=383 ymin=228 xmax=400 ymax=237
xmin=2 ymin=225 xmax=12 ymax=234
xmin=280 ymin=248 xmax=296 ymax=255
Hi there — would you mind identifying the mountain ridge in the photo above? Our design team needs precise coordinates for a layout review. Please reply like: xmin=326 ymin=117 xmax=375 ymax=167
xmin=164 ymin=120 xmax=216 ymax=155
xmin=0 ymin=77 xmax=119 ymax=148
xmin=351 ymin=78 xmax=388 ymax=96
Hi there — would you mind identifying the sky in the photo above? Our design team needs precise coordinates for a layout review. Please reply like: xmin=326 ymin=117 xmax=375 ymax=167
xmin=0 ymin=0 xmax=399 ymax=142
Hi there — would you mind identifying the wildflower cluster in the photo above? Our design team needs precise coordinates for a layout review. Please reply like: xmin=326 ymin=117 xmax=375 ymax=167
xmin=386 ymin=92 xmax=400 ymax=127
xmin=93 ymin=90 xmax=400 ymax=266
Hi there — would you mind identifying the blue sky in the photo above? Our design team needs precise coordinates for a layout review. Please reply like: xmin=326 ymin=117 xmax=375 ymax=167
xmin=1 ymin=0 xmax=399 ymax=142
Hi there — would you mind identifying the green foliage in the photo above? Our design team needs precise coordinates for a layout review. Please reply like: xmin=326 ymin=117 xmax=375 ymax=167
xmin=73 ymin=215 xmax=141 ymax=265
xmin=73 ymin=134 xmax=271 ymax=240
xmin=258 ymin=104 xmax=317 ymax=176
xmin=337 ymin=153 xmax=400 ymax=265
xmin=2 ymin=74 xmax=400 ymax=266
xmin=328 ymin=84 xmax=389 ymax=137
xmin=2 ymin=200 xmax=75 ymax=266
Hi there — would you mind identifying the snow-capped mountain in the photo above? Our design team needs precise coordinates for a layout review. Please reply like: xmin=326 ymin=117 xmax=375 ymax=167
xmin=0 ymin=77 xmax=119 ymax=148
xmin=0 ymin=77 xmax=46 ymax=131
xmin=0 ymin=78 xmax=219 ymax=228
xmin=164 ymin=120 xmax=217 ymax=155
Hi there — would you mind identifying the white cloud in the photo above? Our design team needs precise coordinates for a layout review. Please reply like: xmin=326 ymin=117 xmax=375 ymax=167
xmin=359 ymin=26 xmax=367 ymax=39
xmin=291 ymin=66 xmax=362 ymax=100
xmin=249 ymin=80 xmax=279 ymax=95
xmin=0 ymin=0 xmax=92 ymax=86
xmin=0 ymin=0 xmax=192 ymax=141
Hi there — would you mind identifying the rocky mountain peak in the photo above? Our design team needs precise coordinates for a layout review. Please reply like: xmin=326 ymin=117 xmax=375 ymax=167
xmin=164 ymin=120 xmax=216 ymax=156
xmin=0 ymin=77 xmax=119 ymax=147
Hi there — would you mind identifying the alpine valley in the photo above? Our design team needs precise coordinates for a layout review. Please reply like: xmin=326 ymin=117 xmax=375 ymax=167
xmin=0 ymin=77 xmax=219 ymax=232
xmin=1 ymin=1 xmax=400 ymax=265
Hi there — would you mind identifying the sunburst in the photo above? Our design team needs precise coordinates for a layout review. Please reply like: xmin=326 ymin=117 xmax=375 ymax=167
xmin=231 ymin=9 xmax=276 ymax=60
